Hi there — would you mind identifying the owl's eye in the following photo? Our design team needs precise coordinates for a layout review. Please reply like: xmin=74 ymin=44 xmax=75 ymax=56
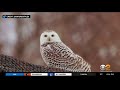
xmin=51 ymin=34 xmax=54 ymax=37
xmin=44 ymin=35 xmax=47 ymax=37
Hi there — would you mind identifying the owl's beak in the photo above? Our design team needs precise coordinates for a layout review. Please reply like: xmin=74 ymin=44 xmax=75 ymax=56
xmin=48 ymin=37 xmax=51 ymax=41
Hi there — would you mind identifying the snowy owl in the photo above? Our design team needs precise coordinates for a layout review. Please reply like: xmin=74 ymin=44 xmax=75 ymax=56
xmin=40 ymin=30 xmax=91 ymax=72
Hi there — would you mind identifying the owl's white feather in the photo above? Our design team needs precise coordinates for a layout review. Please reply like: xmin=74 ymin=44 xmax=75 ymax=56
xmin=40 ymin=30 xmax=91 ymax=72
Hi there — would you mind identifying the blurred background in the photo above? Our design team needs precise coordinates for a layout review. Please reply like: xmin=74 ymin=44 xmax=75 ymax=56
xmin=0 ymin=12 xmax=120 ymax=72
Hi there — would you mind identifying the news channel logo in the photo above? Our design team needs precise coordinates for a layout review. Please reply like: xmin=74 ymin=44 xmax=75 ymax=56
xmin=2 ymin=15 xmax=7 ymax=18
xmin=100 ymin=64 xmax=112 ymax=72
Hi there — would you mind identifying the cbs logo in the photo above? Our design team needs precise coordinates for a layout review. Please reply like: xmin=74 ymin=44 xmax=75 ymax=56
xmin=100 ymin=64 xmax=111 ymax=71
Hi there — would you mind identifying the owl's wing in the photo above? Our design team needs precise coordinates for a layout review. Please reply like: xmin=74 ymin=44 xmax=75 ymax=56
xmin=51 ymin=42 xmax=83 ymax=65
xmin=75 ymin=54 xmax=91 ymax=72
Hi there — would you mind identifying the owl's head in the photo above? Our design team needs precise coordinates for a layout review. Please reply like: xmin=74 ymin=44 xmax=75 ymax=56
xmin=40 ymin=30 xmax=62 ymax=45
